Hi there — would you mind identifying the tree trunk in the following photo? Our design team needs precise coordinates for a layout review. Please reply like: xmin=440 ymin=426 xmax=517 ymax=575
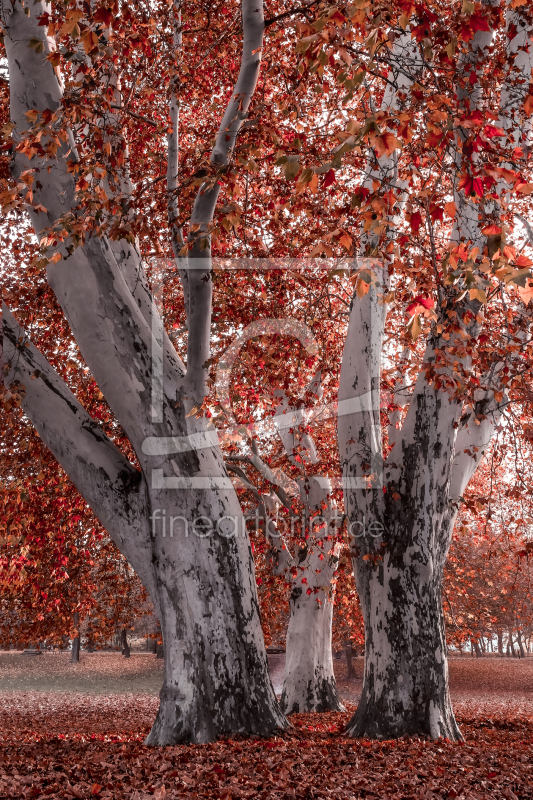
xmin=345 ymin=549 xmax=461 ymax=740
xmin=280 ymin=585 xmax=344 ymax=715
xmin=71 ymin=612 xmax=80 ymax=664
xmin=472 ymin=639 xmax=482 ymax=658
xmin=517 ymin=629 xmax=526 ymax=659
xmin=121 ymin=629 xmax=131 ymax=658
xmin=509 ymin=631 xmax=517 ymax=657
xmin=344 ymin=639 xmax=356 ymax=680
xmin=2 ymin=0 xmax=286 ymax=746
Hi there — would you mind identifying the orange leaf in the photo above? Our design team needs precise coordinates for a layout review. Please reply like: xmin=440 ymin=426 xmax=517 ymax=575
xmin=340 ymin=232 xmax=352 ymax=250
xmin=481 ymin=224 xmax=502 ymax=235
xmin=444 ymin=201 xmax=457 ymax=218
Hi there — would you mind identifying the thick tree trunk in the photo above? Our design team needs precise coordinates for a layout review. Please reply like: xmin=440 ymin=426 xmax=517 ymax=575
xmin=280 ymin=585 xmax=344 ymax=714
xmin=346 ymin=552 xmax=461 ymax=740
xmin=472 ymin=639 xmax=482 ymax=658
xmin=2 ymin=0 xmax=286 ymax=746
xmin=517 ymin=629 xmax=526 ymax=659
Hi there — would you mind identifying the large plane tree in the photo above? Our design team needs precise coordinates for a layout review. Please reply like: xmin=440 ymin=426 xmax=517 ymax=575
xmin=2 ymin=0 xmax=533 ymax=744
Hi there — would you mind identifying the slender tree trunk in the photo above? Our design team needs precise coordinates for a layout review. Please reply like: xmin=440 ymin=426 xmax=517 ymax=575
xmin=121 ymin=629 xmax=131 ymax=658
xmin=344 ymin=639 xmax=356 ymax=680
xmin=517 ymin=629 xmax=525 ymax=659
xmin=71 ymin=612 xmax=80 ymax=664
xmin=509 ymin=631 xmax=517 ymax=657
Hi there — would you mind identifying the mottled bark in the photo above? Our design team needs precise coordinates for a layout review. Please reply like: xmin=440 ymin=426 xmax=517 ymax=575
xmin=349 ymin=558 xmax=460 ymax=739
xmin=2 ymin=0 xmax=286 ymax=745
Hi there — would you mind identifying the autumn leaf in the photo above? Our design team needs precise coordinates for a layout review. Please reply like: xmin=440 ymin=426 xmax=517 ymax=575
xmin=323 ymin=169 xmax=336 ymax=188
xmin=369 ymin=130 xmax=401 ymax=157
xmin=409 ymin=211 xmax=423 ymax=233
xmin=406 ymin=296 xmax=436 ymax=317
xmin=516 ymin=183 xmax=533 ymax=195
xmin=27 ymin=38 xmax=45 ymax=54
xmin=481 ymin=224 xmax=502 ymax=235
xmin=444 ymin=201 xmax=457 ymax=218
xmin=407 ymin=314 xmax=422 ymax=340
xmin=458 ymin=175 xmax=484 ymax=197
xmin=339 ymin=232 xmax=352 ymax=250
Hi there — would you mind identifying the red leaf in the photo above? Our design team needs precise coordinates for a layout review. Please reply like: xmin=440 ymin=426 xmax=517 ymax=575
xmin=484 ymin=125 xmax=505 ymax=139
xmin=410 ymin=211 xmax=423 ymax=233
xmin=324 ymin=169 xmax=336 ymax=188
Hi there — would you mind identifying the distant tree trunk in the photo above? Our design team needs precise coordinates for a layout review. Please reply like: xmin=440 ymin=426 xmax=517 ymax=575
xmin=497 ymin=631 xmax=504 ymax=655
xmin=344 ymin=639 xmax=356 ymax=680
xmin=121 ymin=628 xmax=131 ymax=658
xmin=509 ymin=631 xmax=517 ymax=657
xmin=472 ymin=639 xmax=482 ymax=658
xmin=146 ymin=637 xmax=157 ymax=654
xmin=71 ymin=612 xmax=80 ymax=664
xmin=155 ymin=621 xmax=164 ymax=659
xmin=517 ymin=629 xmax=526 ymax=659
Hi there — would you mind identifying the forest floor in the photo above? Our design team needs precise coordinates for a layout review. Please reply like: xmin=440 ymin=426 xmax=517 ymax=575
xmin=0 ymin=653 xmax=532 ymax=799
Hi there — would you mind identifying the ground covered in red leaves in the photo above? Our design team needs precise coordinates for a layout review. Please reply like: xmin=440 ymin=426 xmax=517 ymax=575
xmin=1 ymin=655 xmax=533 ymax=798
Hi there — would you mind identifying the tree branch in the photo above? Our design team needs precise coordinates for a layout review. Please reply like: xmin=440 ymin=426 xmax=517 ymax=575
xmin=2 ymin=302 xmax=156 ymax=597
xmin=184 ymin=0 xmax=266 ymax=402
xmin=264 ymin=0 xmax=320 ymax=27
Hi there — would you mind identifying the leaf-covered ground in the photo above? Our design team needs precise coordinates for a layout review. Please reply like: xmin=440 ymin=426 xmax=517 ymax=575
xmin=1 ymin=654 xmax=533 ymax=798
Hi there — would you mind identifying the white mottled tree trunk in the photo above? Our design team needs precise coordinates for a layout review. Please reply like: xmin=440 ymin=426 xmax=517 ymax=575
xmin=281 ymin=581 xmax=344 ymax=715
xmin=271 ymin=397 xmax=344 ymax=714
xmin=2 ymin=0 xmax=286 ymax=744
xmin=347 ymin=529 xmax=459 ymax=739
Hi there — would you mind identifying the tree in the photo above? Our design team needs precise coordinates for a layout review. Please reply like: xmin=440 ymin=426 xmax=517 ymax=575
xmin=2 ymin=0 xmax=286 ymax=746
xmin=445 ymin=436 xmax=533 ymax=657
xmin=0 ymin=420 xmax=149 ymax=653
xmin=3 ymin=0 xmax=533 ymax=745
